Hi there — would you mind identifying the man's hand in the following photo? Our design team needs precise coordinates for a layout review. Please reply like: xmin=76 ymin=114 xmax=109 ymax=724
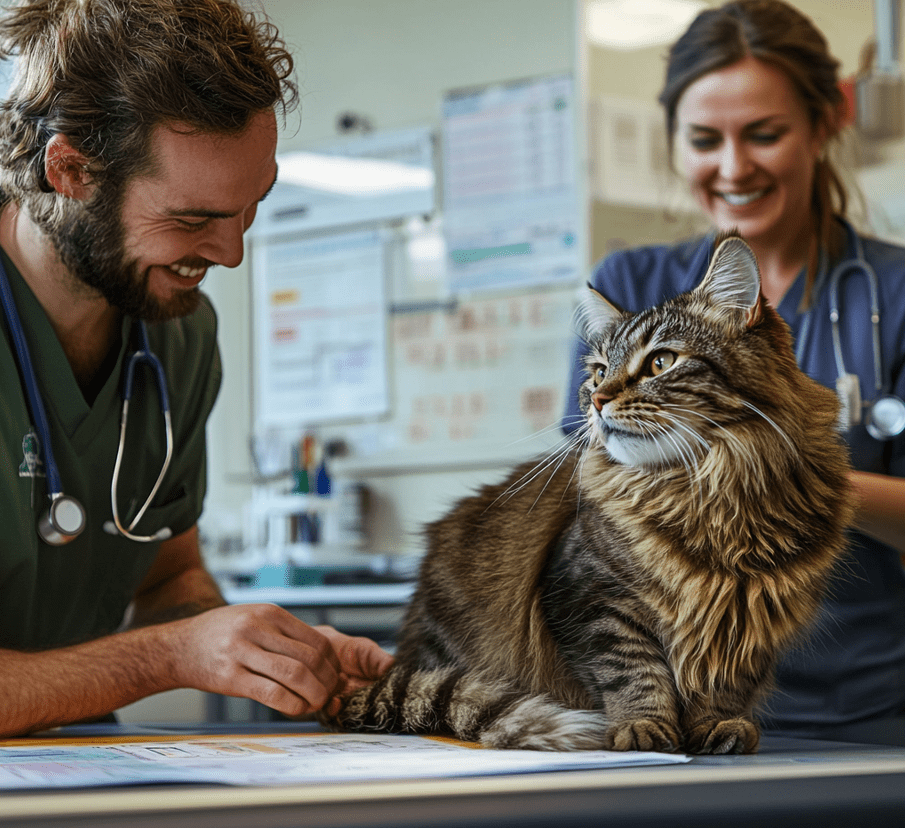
xmin=315 ymin=625 xmax=395 ymax=713
xmin=167 ymin=605 xmax=393 ymax=718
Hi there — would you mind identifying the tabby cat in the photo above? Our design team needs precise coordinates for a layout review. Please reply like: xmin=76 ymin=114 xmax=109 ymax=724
xmin=324 ymin=233 xmax=853 ymax=755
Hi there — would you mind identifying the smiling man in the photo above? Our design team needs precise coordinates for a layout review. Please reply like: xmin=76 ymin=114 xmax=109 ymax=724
xmin=0 ymin=0 xmax=392 ymax=737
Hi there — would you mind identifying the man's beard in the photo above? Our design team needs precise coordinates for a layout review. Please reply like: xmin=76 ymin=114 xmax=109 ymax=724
xmin=44 ymin=187 xmax=201 ymax=322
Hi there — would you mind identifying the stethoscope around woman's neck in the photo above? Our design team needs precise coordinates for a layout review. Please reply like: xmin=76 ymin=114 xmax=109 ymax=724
xmin=795 ymin=231 xmax=905 ymax=441
xmin=0 ymin=256 xmax=174 ymax=545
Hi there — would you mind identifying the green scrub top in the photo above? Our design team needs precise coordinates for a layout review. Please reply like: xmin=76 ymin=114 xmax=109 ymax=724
xmin=0 ymin=252 xmax=222 ymax=650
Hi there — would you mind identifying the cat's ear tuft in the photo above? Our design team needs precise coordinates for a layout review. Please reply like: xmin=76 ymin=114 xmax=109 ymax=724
xmin=695 ymin=233 xmax=763 ymax=328
xmin=576 ymin=285 xmax=624 ymax=340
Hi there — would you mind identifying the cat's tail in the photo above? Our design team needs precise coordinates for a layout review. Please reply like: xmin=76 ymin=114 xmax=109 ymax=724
xmin=322 ymin=665 xmax=609 ymax=751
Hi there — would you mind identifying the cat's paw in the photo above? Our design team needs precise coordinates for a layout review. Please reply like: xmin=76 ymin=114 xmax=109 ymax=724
xmin=604 ymin=718 xmax=681 ymax=753
xmin=684 ymin=717 xmax=760 ymax=755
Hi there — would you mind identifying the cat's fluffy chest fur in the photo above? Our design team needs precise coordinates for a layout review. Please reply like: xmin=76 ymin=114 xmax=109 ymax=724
xmin=324 ymin=234 xmax=853 ymax=754
xmin=550 ymin=445 xmax=845 ymax=710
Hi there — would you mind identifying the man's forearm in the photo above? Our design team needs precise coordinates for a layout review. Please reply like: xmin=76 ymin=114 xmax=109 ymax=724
xmin=129 ymin=526 xmax=227 ymax=627
xmin=129 ymin=565 xmax=226 ymax=627
xmin=0 ymin=625 xmax=179 ymax=738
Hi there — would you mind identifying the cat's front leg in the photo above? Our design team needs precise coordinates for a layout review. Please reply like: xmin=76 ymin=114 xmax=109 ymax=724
xmin=597 ymin=664 xmax=683 ymax=753
xmin=571 ymin=642 xmax=683 ymax=752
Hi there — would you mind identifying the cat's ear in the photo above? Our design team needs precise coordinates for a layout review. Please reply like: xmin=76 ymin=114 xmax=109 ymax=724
xmin=695 ymin=234 xmax=763 ymax=328
xmin=576 ymin=284 xmax=624 ymax=340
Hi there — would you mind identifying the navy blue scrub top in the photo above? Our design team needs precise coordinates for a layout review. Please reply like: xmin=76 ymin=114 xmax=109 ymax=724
xmin=562 ymin=220 xmax=905 ymax=733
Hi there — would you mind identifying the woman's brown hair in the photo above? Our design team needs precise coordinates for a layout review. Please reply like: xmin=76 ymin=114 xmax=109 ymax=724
xmin=659 ymin=0 xmax=847 ymax=308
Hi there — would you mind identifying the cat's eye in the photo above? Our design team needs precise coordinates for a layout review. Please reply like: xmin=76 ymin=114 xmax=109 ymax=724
xmin=647 ymin=351 xmax=676 ymax=376
xmin=594 ymin=366 xmax=607 ymax=383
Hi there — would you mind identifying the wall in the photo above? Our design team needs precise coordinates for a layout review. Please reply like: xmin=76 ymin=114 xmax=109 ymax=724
xmin=200 ymin=0 xmax=582 ymax=554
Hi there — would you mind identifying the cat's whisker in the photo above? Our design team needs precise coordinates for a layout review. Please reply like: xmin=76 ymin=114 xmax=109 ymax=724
xmin=660 ymin=405 xmax=751 ymax=458
xmin=667 ymin=427 xmax=707 ymax=510
xmin=646 ymin=420 xmax=702 ymax=502
xmin=628 ymin=414 xmax=699 ymax=477
xmin=639 ymin=419 xmax=677 ymax=471
xmin=526 ymin=442 xmax=589 ymax=512
xmin=491 ymin=435 xmax=586 ymax=507
xmin=502 ymin=419 xmax=583 ymax=451
xmin=638 ymin=420 xmax=702 ymax=512
xmin=559 ymin=429 xmax=594 ymax=506
xmin=741 ymin=401 xmax=797 ymax=452
xmin=659 ymin=413 xmax=712 ymax=456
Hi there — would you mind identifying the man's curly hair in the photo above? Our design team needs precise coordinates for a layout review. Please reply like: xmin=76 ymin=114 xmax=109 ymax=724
xmin=0 ymin=0 xmax=297 ymax=223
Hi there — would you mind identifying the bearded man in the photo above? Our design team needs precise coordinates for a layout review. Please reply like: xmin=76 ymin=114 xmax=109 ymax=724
xmin=0 ymin=0 xmax=391 ymax=737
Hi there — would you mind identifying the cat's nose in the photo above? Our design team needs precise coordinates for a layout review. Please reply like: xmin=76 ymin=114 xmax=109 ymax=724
xmin=591 ymin=390 xmax=613 ymax=411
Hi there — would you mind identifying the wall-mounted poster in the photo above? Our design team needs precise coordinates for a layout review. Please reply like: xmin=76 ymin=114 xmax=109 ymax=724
xmin=252 ymin=229 xmax=389 ymax=428
xmin=441 ymin=73 xmax=581 ymax=294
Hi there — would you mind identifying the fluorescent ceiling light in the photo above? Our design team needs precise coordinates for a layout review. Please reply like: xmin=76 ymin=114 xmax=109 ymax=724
xmin=586 ymin=0 xmax=706 ymax=51
xmin=277 ymin=152 xmax=434 ymax=196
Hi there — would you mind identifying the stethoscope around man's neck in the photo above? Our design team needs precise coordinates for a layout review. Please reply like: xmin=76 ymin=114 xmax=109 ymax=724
xmin=0 ymin=256 xmax=174 ymax=545
xmin=795 ymin=230 xmax=905 ymax=441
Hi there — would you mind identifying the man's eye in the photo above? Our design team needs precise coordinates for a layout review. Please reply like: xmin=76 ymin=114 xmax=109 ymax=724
xmin=177 ymin=218 xmax=209 ymax=231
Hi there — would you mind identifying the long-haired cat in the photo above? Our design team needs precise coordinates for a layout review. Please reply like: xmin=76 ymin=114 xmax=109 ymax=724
xmin=324 ymin=233 xmax=853 ymax=755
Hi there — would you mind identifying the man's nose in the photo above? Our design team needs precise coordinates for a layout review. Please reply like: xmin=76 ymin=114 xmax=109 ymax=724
xmin=199 ymin=216 xmax=245 ymax=269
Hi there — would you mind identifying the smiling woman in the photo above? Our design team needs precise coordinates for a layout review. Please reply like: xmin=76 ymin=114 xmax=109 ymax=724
xmin=658 ymin=0 xmax=847 ymax=308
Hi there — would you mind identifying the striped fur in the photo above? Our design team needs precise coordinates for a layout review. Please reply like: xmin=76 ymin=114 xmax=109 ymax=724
xmin=323 ymin=234 xmax=853 ymax=754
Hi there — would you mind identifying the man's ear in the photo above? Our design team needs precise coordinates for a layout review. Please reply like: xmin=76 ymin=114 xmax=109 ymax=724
xmin=44 ymin=134 xmax=95 ymax=199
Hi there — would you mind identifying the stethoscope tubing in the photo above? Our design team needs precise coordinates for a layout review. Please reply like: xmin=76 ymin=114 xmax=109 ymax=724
xmin=108 ymin=330 xmax=174 ymax=541
xmin=0 ymin=256 xmax=64 ymax=498
xmin=795 ymin=226 xmax=905 ymax=440
xmin=827 ymin=249 xmax=884 ymax=398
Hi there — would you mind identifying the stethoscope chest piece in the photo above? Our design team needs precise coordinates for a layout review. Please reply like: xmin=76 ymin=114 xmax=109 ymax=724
xmin=38 ymin=495 xmax=86 ymax=546
xmin=865 ymin=394 xmax=905 ymax=441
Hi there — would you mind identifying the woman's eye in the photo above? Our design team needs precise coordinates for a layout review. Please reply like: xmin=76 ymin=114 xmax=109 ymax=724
xmin=749 ymin=132 xmax=780 ymax=145
xmin=686 ymin=131 xmax=720 ymax=151
xmin=689 ymin=137 xmax=718 ymax=151
xmin=648 ymin=351 xmax=676 ymax=376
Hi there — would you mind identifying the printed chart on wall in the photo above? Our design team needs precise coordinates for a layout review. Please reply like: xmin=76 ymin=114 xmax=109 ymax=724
xmin=348 ymin=286 xmax=577 ymax=469
xmin=442 ymin=72 xmax=580 ymax=294
xmin=252 ymin=229 xmax=389 ymax=428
